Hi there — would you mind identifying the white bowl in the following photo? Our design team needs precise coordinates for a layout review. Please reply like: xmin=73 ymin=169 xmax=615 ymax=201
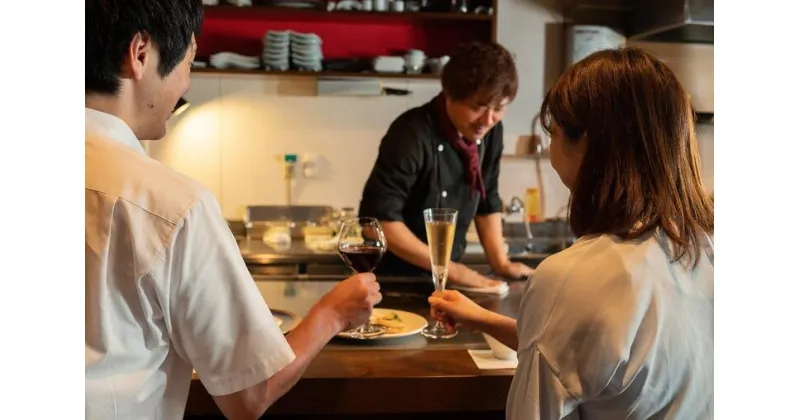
xmin=482 ymin=333 xmax=517 ymax=360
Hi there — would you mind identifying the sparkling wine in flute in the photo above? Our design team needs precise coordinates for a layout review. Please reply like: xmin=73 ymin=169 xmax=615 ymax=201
xmin=425 ymin=220 xmax=456 ymax=290
xmin=421 ymin=208 xmax=459 ymax=340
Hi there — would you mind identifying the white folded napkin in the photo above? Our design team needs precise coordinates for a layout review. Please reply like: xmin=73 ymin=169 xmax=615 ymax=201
xmin=467 ymin=349 xmax=518 ymax=370
xmin=449 ymin=280 xmax=510 ymax=296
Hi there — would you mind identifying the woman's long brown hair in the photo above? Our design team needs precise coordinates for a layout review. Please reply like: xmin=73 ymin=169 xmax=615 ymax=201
xmin=539 ymin=47 xmax=714 ymax=266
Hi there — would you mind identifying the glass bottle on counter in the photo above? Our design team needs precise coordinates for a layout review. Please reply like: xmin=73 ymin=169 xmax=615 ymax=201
xmin=524 ymin=188 xmax=542 ymax=223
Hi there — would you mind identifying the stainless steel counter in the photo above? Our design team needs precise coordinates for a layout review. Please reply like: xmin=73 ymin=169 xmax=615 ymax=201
xmin=238 ymin=237 xmax=553 ymax=276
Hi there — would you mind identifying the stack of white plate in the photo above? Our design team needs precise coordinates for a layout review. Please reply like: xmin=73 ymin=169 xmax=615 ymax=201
xmin=262 ymin=30 xmax=291 ymax=71
xmin=290 ymin=31 xmax=323 ymax=72
xmin=209 ymin=52 xmax=260 ymax=69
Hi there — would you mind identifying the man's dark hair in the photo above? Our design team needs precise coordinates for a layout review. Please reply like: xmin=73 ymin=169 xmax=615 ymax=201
xmin=86 ymin=0 xmax=204 ymax=95
xmin=441 ymin=41 xmax=518 ymax=106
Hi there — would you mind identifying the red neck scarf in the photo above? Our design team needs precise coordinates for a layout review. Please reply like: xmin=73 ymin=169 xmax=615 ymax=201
xmin=434 ymin=93 xmax=486 ymax=200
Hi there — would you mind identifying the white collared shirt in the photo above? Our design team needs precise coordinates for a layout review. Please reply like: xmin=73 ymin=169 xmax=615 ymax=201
xmin=85 ymin=108 xmax=295 ymax=420
xmin=507 ymin=230 xmax=714 ymax=420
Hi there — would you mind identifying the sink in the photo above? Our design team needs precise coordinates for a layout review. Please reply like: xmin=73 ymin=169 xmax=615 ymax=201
xmin=465 ymin=237 xmax=573 ymax=257
xmin=506 ymin=237 xmax=573 ymax=255
xmin=502 ymin=219 xmax=575 ymax=255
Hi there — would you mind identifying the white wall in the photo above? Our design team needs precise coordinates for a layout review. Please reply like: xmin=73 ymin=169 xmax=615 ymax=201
xmin=146 ymin=0 xmax=713 ymax=220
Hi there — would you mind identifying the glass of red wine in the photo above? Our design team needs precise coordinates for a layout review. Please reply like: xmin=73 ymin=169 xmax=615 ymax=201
xmin=337 ymin=217 xmax=387 ymax=339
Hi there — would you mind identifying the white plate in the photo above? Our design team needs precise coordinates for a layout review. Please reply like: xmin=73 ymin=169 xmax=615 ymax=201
xmin=336 ymin=308 xmax=428 ymax=340
xmin=271 ymin=309 xmax=301 ymax=334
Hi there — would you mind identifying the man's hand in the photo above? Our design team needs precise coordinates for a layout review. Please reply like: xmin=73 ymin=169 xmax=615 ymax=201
xmin=448 ymin=263 xmax=505 ymax=289
xmin=313 ymin=273 xmax=382 ymax=332
xmin=495 ymin=261 xmax=534 ymax=280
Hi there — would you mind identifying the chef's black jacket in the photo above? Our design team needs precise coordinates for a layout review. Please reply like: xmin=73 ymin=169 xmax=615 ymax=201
xmin=358 ymin=96 xmax=505 ymax=278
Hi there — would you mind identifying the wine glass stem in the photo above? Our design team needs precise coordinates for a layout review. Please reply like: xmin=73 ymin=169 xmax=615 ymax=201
xmin=433 ymin=269 xmax=448 ymax=316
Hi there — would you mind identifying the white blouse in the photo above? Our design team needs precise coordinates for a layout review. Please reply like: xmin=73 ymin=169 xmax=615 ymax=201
xmin=507 ymin=230 xmax=714 ymax=419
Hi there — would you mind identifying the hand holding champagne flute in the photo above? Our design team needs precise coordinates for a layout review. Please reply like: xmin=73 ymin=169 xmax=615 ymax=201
xmin=421 ymin=208 xmax=459 ymax=339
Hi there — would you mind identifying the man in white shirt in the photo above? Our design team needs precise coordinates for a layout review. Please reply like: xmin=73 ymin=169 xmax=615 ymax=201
xmin=85 ymin=1 xmax=381 ymax=419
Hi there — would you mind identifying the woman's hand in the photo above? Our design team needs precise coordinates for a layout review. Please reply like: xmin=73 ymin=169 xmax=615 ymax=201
xmin=428 ymin=290 xmax=492 ymax=332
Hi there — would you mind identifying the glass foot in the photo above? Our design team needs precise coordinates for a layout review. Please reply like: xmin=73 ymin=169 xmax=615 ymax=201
xmin=348 ymin=323 xmax=386 ymax=339
xmin=421 ymin=322 xmax=458 ymax=339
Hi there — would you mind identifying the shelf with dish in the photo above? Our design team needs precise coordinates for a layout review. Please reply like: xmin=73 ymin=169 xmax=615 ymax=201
xmin=196 ymin=0 xmax=497 ymax=79
xmin=191 ymin=65 xmax=442 ymax=79
xmin=203 ymin=4 xmax=493 ymax=21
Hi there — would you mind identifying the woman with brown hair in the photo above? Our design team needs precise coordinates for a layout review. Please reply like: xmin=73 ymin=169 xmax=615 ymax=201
xmin=429 ymin=46 xmax=714 ymax=419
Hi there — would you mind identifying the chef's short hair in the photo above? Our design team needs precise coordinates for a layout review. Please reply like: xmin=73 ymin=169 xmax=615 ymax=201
xmin=441 ymin=41 xmax=518 ymax=107
xmin=86 ymin=0 xmax=204 ymax=95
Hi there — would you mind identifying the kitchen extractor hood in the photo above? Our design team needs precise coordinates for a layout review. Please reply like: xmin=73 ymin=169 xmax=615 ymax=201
xmin=629 ymin=41 xmax=714 ymax=121
xmin=626 ymin=0 xmax=713 ymax=44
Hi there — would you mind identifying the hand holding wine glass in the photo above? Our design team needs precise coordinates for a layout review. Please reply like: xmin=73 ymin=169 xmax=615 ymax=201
xmin=314 ymin=272 xmax=382 ymax=333
xmin=337 ymin=217 xmax=387 ymax=339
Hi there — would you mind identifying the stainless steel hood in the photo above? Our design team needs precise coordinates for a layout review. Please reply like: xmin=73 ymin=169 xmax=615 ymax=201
xmin=628 ymin=41 xmax=714 ymax=121
xmin=626 ymin=0 xmax=714 ymax=44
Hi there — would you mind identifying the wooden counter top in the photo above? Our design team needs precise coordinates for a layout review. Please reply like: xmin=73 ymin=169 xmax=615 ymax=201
xmin=185 ymin=277 xmax=525 ymax=418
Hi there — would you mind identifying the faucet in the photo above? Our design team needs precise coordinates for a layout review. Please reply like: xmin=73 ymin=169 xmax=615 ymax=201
xmin=504 ymin=196 xmax=533 ymax=241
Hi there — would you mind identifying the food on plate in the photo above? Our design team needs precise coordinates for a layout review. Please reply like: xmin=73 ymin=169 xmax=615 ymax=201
xmin=274 ymin=316 xmax=283 ymax=328
xmin=370 ymin=311 xmax=405 ymax=334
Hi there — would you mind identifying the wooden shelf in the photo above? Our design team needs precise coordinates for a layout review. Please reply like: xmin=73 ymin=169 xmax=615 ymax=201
xmin=196 ymin=1 xmax=498 ymax=75
xmin=203 ymin=5 xmax=494 ymax=21
xmin=192 ymin=66 xmax=441 ymax=79
xmin=502 ymin=152 xmax=551 ymax=160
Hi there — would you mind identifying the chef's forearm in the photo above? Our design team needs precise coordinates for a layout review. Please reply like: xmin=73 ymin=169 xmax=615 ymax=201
xmin=474 ymin=213 xmax=511 ymax=271
xmin=380 ymin=221 xmax=434 ymax=270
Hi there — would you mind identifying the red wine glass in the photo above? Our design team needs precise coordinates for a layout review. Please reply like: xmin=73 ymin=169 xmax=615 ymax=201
xmin=337 ymin=217 xmax=387 ymax=339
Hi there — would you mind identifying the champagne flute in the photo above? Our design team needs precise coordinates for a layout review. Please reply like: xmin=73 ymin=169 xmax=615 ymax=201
xmin=337 ymin=217 xmax=387 ymax=339
xmin=421 ymin=208 xmax=459 ymax=339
